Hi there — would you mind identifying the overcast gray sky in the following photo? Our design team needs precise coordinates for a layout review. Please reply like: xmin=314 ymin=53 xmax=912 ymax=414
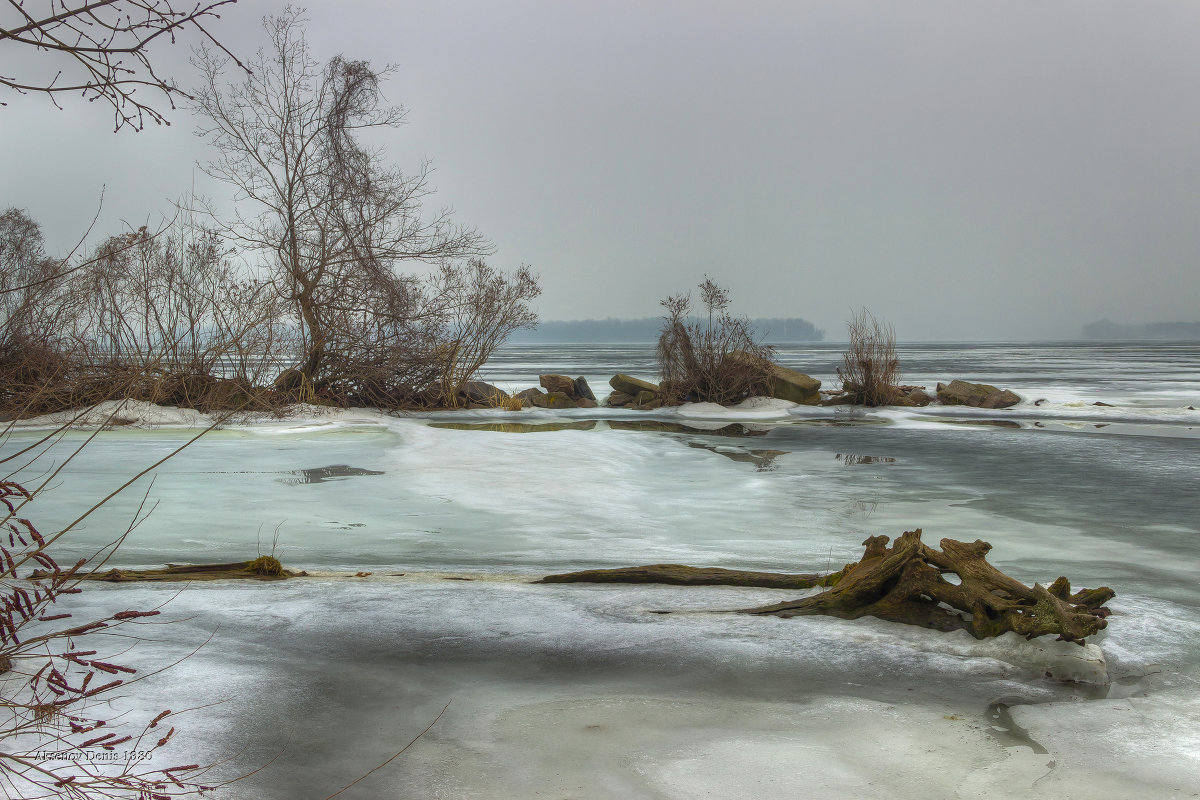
xmin=3 ymin=1 xmax=1199 ymax=340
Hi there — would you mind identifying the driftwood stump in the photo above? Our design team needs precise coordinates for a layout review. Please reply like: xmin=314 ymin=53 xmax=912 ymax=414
xmin=745 ymin=529 xmax=1113 ymax=644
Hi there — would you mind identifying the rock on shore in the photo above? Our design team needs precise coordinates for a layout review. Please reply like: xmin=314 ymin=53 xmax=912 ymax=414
xmin=527 ymin=375 xmax=598 ymax=408
xmin=936 ymin=380 xmax=1021 ymax=409
xmin=609 ymin=373 xmax=659 ymax=396
xmin=606 ymin=374 xmax=664 ymax=409
xmin=766 ymin=364 xmax=820 ymax=405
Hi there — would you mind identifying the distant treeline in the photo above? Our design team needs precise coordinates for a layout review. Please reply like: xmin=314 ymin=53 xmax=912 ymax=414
xmin=510 ymin=317 xmax=824 ymax=343
xmin=1081 ymin=320 xmax=1200 ymax=340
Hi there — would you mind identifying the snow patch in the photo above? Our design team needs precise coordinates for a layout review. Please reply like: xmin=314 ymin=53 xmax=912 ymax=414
xmin=11 ymin=399 xmax=213 ymax=429
xmin=674 ymin=396 xmax=796 ymax=419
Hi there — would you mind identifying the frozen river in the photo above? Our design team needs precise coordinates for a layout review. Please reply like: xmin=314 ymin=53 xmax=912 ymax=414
xmin=6 ymin=342 xmax=1200 ymax=798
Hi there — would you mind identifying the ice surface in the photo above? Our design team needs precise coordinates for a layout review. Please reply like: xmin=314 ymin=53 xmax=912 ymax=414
xmin=4 ymin=342 xmax=1198 ymax=798
xmin=38 ymin=576 xmax=1178 ymax=799
xmin=1011 ymin=692 xmax=1200 ymax=796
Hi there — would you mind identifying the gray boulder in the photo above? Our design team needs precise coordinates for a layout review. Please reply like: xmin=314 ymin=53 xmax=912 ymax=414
xmin=606 ymin=391 xmax=635 ymax=407
xmin=524 ymin=389 xmax=577 ymax=409
xmin=903 ymin=387 xmax=935 ymax=407
xmin=633 ymin=389 xmax=664 ymax=410
xmin=610 ymin=374 xmax=659 ymax=396
xmin=540 ymin=391 xmax=578 ymax=409
xmin=459 ymin=381 xmax=507 ymax=404
xmin=729 ymin=351 xmax=820 ymax=405
xmin=574 ymin=376 xmax=597 ymax=402
xmin=634 ymin=389 xmax=658 ymax=406
xmin=516 ymin=387 xmax=546 ymax=404
xmin=539 ymin=374 xmax=577 ymax=397
xmin=936 ymin=380 xmax=1020 ymax=409
xmin=819 ymin=393 xmax=857 ymax=406
xmin=982 ymin=389 xmax=1021 ymax=409
xmin=767 ymin=364 xmax=821 ymax=405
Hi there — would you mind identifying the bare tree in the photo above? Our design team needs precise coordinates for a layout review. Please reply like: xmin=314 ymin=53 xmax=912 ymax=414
xmin=193 ymin=9 xmax=492 ymax=397
xmin=0 ymin=0 xmax=243 ymax=130
xmin=0 ymin=208 xmax=77 ymax=337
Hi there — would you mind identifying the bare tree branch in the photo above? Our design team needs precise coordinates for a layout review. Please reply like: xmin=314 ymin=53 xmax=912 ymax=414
xmin=1 ymin=0 xmax=246 ymax=131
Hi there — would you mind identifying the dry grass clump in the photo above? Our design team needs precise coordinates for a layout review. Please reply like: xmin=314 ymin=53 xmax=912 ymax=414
xmin=0 ymin=336 xmax=81 ymax=416
xmin=489 ymin=391 xmax=524 ymax=411
xmin=246 ymin=555 xmax=283 ymax=576
xmin=837 ymin=308 xmax=902 ymax=406
xmin=657 ymin=278 xmax=775 ymax=405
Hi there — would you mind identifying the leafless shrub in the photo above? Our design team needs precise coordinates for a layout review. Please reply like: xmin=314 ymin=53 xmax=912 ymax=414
xmin=657 ymin=278 xmax=775 ymax=405
xmin=837 ymin=308 xmax=902 ymax=406
xmin=0 ymin=213 xmax=258 ymax=794
xmin=66 ymin=211 xmax=288 ymax=412
xmin=1 ymin=207 xmax=291 ymax=416
xmin=296 ymin=259 xmax=539 ymax=409
xmin=429 ymin=260 xmax=540 ymax=407
xmin=278 ymin=265 xmax=439 ymax=407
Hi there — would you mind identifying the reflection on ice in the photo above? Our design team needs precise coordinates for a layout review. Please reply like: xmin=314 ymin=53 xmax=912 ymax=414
xmin=836 ymin=453 xmax=898 ymax=466
xmin=687 ymin=442 xmax=788 ymax=471
xmin=608 ymin=419 xmax=770 ymax=436
xmin=276 ymin=463 xmax=385 ymax=484
xmin=430 ymin=419 xmax=599 ymax=433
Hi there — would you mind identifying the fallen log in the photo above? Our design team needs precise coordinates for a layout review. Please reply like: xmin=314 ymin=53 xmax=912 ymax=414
xmin=744 ymin=529 xmax=1114 ymax=644
xmin=30 ymin=556 xmax=301 ymax=583
xmin=537 ymin=564 xmax=845 ymax=590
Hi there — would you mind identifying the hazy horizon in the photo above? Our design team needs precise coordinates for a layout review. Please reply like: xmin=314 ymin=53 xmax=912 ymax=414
xmin=514 ymin=316 xmax=1200 ymax=344
xmin=4 ymin=1 xmax=1199 ymax=342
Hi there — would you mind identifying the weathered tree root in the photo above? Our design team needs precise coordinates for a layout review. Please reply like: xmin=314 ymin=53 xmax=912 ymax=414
xmin=537 ymin=564 xmax=844 ymax=590
xmin=744 ymin=529 xmax=1114 ymax=644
